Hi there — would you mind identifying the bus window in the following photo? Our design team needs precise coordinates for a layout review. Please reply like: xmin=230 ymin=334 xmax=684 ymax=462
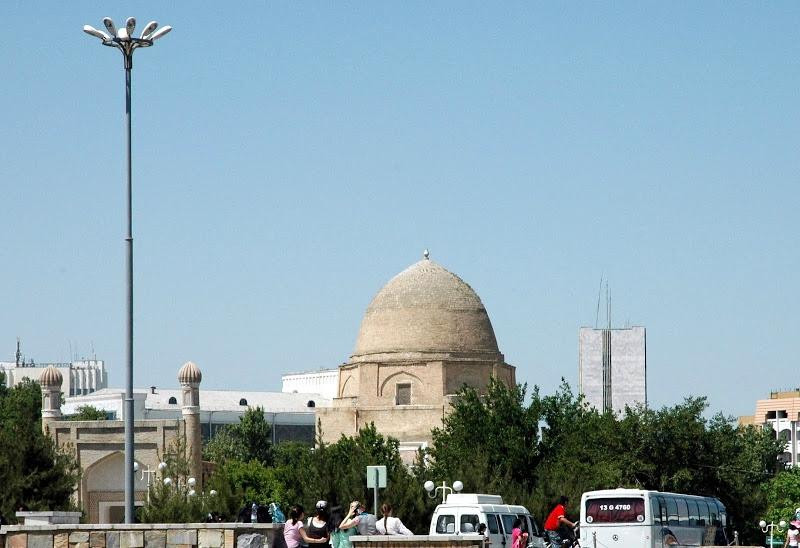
xmin=666 ymin=497 xmax=679 ymax=526
xmin=584 ymin=498 xmax=645 ymax=523
xmin=436 ymin=514 xmax=455 ymax=534
xmin=651 ymin=497 xmax=662 ymax=525
xmin=460 ymin=514 xmax=480 ymax=533
xmin=686 ymin=499 xmax=699 ymax=526
xmin=708 ymin=500 xmax=722 ymax=527
xmin=718 ymin=503 xmax=727 ymax=527
xmin=676 ymin=498 xmax=688 ymax=526
xmin=487 ymin=514 xmax=500 ymax=534
xmin=697 ymin=500 xmax=709 ymax=526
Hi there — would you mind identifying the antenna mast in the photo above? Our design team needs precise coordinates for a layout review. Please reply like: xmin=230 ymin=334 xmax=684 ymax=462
xmin=595 ymin=275 xmax=603 ymax=329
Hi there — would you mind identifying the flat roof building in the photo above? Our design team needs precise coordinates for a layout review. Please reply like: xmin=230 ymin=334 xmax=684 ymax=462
xmin=739 ymin=389 xmax=800 ymax=469
xmin=63 ymin=386 xmax=330 ymax=444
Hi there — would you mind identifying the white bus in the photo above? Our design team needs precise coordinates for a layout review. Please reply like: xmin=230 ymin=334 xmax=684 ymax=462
xmin=579 ymin=489 xmax=728 ymax=547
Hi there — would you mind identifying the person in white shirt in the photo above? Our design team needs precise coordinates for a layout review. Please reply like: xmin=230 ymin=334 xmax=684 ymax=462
xmin=376 ymin=503 xmax=413 ymax=536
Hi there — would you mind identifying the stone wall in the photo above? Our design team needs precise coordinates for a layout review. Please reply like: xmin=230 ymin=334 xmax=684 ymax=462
xmin=0 ymin=524 xmax=280 ymax=548
xmin=0 ymin=526 xmax=504 ymax=548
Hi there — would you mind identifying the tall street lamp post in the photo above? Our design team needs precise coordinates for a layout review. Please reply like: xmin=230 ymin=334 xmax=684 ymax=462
xmin=83 ymin=16 xmax=171 ymax=524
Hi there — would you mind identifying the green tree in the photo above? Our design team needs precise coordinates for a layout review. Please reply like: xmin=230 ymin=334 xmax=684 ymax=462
xmin=203 ymin=406 xmax=273 ymax=466
xmin=65 ymin=405 xmax=108 ymax=421
xmin=420 ymin=378 xmax=782 ymax=544
xmin=0 ymin=374 xmax=79 ymax=522
xmin=139 ymin=439 xmax=237 ymax=523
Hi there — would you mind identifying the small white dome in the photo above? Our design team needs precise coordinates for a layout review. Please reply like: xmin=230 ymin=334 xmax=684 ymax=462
xmin=178 ymin=361 xmax=202 ymax=384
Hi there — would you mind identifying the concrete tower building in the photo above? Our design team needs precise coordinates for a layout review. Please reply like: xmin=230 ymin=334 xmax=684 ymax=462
xmin=317 ymin=254 xmax=516 ymax=457
xmin=579 ymin=326 xmax=646 ymax=414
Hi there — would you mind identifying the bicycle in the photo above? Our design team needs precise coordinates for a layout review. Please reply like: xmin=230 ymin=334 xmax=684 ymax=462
xmin=542 ymin=525 xmax=580 ymax=548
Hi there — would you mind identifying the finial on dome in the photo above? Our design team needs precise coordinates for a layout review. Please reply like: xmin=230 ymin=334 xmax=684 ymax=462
xmin=178 ymin=361 xmax=202 ymax=385
xmin=423 ymin=248 xmax=430 ymax=260
xmin=40 ymin=366 xmax=63 ymax=388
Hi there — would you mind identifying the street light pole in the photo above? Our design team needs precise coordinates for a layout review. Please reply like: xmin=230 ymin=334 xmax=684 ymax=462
xmin=83 ymin=17 xmax=171 ymax=524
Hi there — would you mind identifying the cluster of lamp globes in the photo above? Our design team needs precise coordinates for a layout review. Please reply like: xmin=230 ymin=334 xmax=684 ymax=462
xmin=133 ymin=461 xmax=216 ymax=498
xmin=423 ymin=480 xmax=464 ymax=493
xmin=83 ymin=17 xmax=171 ymax=44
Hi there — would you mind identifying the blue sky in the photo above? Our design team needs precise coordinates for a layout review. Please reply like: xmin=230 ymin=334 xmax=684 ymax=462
xmin=1 ymin=2 xmax=798 ymax=417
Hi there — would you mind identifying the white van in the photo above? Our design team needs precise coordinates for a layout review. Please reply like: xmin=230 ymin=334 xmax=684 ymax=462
xmin=428 ymin=493 xmax=546 ymax=548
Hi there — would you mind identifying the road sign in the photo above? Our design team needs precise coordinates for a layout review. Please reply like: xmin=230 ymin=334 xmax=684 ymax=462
xmin=366 ymin=465 xmax=387 ymax=488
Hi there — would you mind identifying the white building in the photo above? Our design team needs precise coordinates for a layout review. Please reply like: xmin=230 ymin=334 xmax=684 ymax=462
xmin=281 ymin=368 xmax=339 ymax=399
xmin=63 ymin=387 xmax=330 ymax=443
xmin=0 ymin=359 xmax=108 ymax=396
xmin=579 ymin=326 xmax=647 ymax=414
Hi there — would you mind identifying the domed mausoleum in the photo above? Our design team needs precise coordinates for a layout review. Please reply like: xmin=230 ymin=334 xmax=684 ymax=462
xmin=317 ymin=254 xmax=515 ymax=454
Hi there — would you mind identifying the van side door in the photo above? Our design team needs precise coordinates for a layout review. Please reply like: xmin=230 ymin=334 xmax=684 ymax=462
xmin=488 ymin=513 xmax=506 ymax=547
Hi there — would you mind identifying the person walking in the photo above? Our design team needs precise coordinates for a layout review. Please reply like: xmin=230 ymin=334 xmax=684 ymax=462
xmin=375 ymin=503 xmax=413 ymax=535
xmin=510 ymin=517 xmax=528 ymax=548
xmin=283 ymin=505 xmax=328 ymax=548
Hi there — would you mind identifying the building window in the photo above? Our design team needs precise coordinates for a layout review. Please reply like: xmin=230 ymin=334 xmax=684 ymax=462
xmin=395 ymin=383 xmax=411 ymax=406
xmin=239 ymin=398 xmax=248 ymax=406
xmin=168 ymin=396 xmax=177 ymax=405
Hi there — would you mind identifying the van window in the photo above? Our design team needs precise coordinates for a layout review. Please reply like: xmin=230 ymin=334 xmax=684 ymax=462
xmin=525 ymin=515 xmax=539 ymax=535
xmin=436 ymin=514 xmax=456 ymax=534
xmin=461 ymin=514 xmax=480 ymax=533
xmin=487 ymin=514 xmax=500 ymax=534
xmin=502 ymin=515 xmax=516 ymax=535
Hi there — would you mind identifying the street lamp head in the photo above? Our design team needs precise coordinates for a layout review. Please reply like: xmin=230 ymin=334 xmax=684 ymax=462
xmin=424 ymin=481 xmax=435 ymax=493
xmin=781 ymin=520 xmax=788 ymax=528
xmin=133 ymin=462 xmax=139 ymax=472
xmin=140 ymin=21 xmax=158 ymax=39
xmin=83 ymin=25 xmax=111 ymax=41
xmin=146 ymin=25 xmax=172 ymax=42
xmin=452 ymin=481 xmax=464 ymax=493
xmin=125 ymin=17 xmax=136 ymax=36
xmin=163 ymin=477 xmax=172 ymax=486
xmin=188 ymin=489 xmax=196 ymax=497
xmin=759 ymin=520 xmax=767 ymax=528
xmin=209 ymin=490 xmax=218 ymax=497
xmin=102 ymin=17 xmax=117 ymax=37
xmin=187 ymin=477 xmax=196 ymax=487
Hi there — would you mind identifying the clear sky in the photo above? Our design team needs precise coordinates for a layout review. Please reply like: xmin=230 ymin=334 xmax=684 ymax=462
xmin=2 ymin=2 xmax=798 ymax=417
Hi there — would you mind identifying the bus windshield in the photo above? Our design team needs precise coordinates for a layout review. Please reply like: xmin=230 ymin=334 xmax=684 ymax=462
xmin=585 ymin=498 xmax=646 ymax=524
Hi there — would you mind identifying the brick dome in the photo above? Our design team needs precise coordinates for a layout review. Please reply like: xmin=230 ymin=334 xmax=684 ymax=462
xmin=351 ymin=257 xmax=501 ymax=362
xmin=40 ymin=366 xmax=63 ymax=388
xmin=178 ymin=361 xmax=202 ymax=384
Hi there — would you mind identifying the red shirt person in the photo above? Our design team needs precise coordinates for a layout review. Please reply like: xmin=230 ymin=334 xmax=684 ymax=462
xmin=544 ymin=496 xmax=576 ymax=545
